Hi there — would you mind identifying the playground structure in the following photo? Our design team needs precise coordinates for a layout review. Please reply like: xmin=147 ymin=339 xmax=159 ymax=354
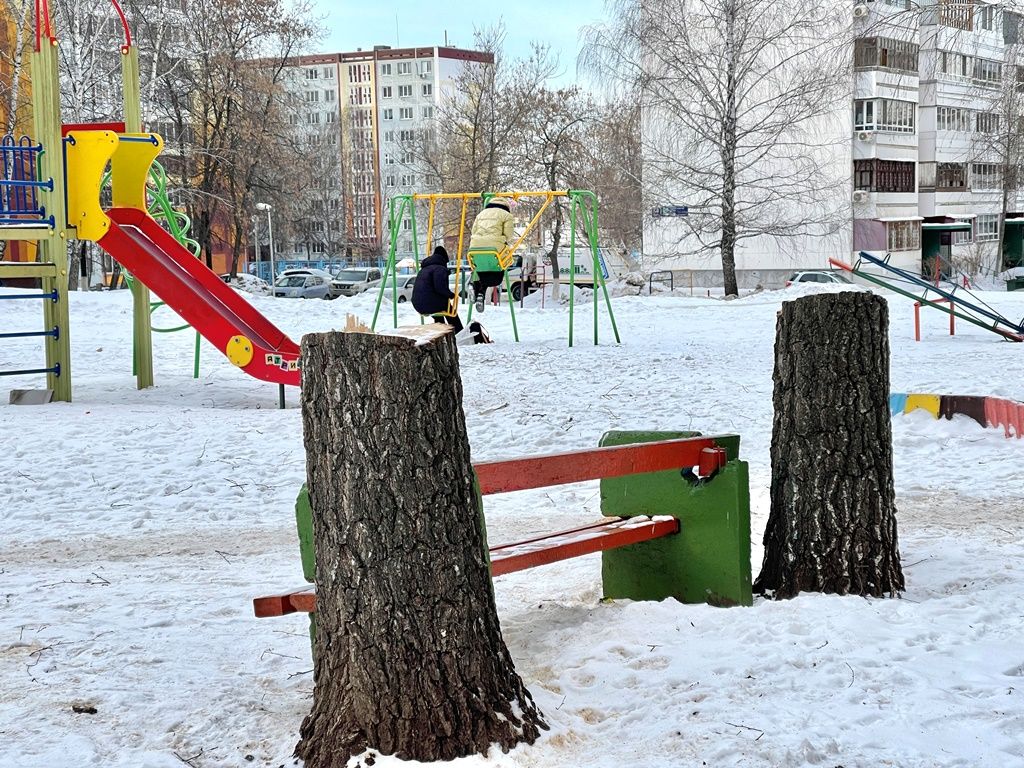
xmin=0 ymin=1 xmax=302 ymax=402
xmin=254 ymin=431 xmax=753 ymax=629
xmin=371 ymin=190 xmax=621 ymax=347
xmin=892 ymin=391 xmax=1024 ymax=439
xmin=830 ymin=251 xmax=1024 ymax=342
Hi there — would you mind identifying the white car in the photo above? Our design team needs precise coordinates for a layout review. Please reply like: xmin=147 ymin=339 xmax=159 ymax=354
xmin=330 ymin=267 xmax=383 ymax=298
xmin=381 ymin=274 xmax=417 ymax=303
xmin=785 ymin=270 xmax=853 ymax=287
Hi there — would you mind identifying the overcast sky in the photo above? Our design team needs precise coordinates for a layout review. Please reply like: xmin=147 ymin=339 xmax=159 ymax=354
xmin=309 ymin=1 xmax=608 ymax=86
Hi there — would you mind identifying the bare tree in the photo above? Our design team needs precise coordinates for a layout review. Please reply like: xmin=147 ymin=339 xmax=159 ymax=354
xmin=0 ymin=0 xmax=34 ymax=136
xmin=584 ymin=0 xmax=851 ymax=296
xmin=162 ymin=0 xmax=318 ymax=274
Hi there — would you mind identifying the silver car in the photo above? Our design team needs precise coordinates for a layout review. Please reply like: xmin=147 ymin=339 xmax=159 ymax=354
xmin=330 ymin=268 xmax=383 ymax=298
xmin=272 ymin=271 xmax=332 ymax=299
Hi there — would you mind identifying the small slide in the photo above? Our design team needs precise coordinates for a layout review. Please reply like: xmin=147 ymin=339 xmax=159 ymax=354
xmin=97 ymin=207 xmax=301 ymax=385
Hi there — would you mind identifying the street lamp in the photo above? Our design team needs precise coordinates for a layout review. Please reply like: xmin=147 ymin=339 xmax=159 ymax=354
xmin=256 ymin=202 xmax=276 ymax=285
xmin=251 ymin=215 xmax=261 ymax=280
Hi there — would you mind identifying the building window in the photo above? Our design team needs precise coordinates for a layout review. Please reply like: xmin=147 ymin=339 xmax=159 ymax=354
xmin=399 ymin=107 xmax=413 ymax=120
xmin=887 ymin=220 xmax=921 ymax=251
xmin=422 ymin=83 xmax=433 ymax=97
xmin=305 ymin=90 xmax=319 ymax=102
xmin=853 ymin=37 xmax=919 ymax=74
xmin=974 ymin=57 xmax=1002 ymax=86
xmin=979 ymin=3 xmax=995 ymax=31
xmin=977 ymin=214 xmax=999 ymax=241
xmin=324 ymin=89 xmax=335 ymax=102
xmin=398 ymin=84 xmax=413 ymax=97
xmin=941 ymin=2 xmax=974 ymax=30
xmin=306 ymin=112 xmax=321 ymax=125
xmin=382 ymin=108 xmax=394 ymax=120
xmin=853 ymin=159 xmax=916 ymax=193
xmin=397 ymin=62 xmax=412 ymax=75
xmin=953 ymin=223 xmax=974 ymax=245
xmin=420 ymin=60 xmax=433 ymax=74
xmin=324 ymin=67 xmax=334 ymax=79
xmin=400 ymin=151 xmax=414 ymax=164
xmin=854 ymin=98 xmax=915 ymax=133
xmin=384 ymin=130 xmax=395 ymax=142
xmin=976 ymin=112 xmax=1001 ymax=133
xmin=939 ymin=50 xmax=972 ymax=81
xmin=401 ymin=174 xmax=414 ymax=186
xmin=381 ymin=63 xmax=392 ymax=76
xmin=399 ymin=129 xmax=414 ymax=141
xmin=326 ymin=111 xmax=336 ymax=123
xmin=402 ymin=218 xmax=411 ymax=231
xmin=422 ymin=106 xmax=434 ymax=119
xmin=384 ymin=153 xmax=395 ymax=165
xmin=937 ymin=106 xmax=972 ymax=132
xmin=972 ymin=163 xmax=1001 ymax=190
xmin=936 ymin=162 xmax=967 ymax=190
xmin=382 ymin=86 xmax=392 ymax=98
xmin=386 ymin=174 xmax=396 ymax=186
xmin=305 ymin=68 xmax=319 ymax=80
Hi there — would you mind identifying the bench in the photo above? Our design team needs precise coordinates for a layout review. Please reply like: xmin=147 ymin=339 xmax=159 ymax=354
xmin=253 ymin=430 xmax=753 ymax=619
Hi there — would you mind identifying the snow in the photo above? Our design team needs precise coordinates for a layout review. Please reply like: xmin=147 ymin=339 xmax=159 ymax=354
xmin=3 ymin=282 xmax=1024 ymax=767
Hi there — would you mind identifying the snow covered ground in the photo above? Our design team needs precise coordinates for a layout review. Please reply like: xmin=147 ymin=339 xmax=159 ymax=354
xmin=2 ymin=281 xmax=1024 ymax=768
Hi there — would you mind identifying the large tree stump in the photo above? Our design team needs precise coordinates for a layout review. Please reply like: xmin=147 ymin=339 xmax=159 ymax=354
xmin=294 ymin=326 xmax=546 ymax=766
xmin=754 ymin=292 xmax=905 ymax=599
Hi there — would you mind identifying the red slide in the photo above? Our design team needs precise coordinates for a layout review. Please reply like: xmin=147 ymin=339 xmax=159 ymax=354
xmin=97 ymin=207 xmax=301 ymax=386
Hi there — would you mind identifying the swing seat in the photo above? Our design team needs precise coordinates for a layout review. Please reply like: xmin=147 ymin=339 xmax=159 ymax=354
xmin=468 ymin=248 xmax=514 ymax=273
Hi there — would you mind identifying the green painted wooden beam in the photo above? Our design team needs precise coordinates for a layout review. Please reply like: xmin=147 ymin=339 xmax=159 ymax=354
xmin=0 ymin=261 xmax=58 ymax=278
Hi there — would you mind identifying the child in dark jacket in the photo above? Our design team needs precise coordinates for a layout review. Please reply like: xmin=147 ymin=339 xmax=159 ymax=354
xmin=412 ymin=246 xmax=463 ymax=334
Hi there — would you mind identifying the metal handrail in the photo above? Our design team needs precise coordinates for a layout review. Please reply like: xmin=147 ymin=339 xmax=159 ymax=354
xmin=649 ymin=270 xmax=674 ymax=294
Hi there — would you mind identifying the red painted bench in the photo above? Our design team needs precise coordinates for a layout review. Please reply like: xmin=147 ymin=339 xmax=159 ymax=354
xmin=252 ymin=433 xmax=751 ymax=617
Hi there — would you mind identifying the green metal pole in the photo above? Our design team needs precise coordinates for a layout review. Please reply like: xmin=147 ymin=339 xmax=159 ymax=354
xmin=371 ymin=195 xmax=406 ymax=330
xmin=31 ymin=39 xmax=72 ymax=401
xmin=503 ymin=269 xmax=519 ymax=342
xmin=122 ymin=45 xmax=154 ymax=389
xmin=407 ymin=197 xmax=420 ymax=327
xmin=193 ymin=331 xmax=201 ymax=379
xmin=568 ymin=196 xmax=578 ymax=348
xmin=578 ymin=191 xmax=620 ymax=344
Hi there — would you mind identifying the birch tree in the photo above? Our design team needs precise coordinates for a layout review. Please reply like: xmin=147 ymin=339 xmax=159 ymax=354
xmin=584 ymin=0 xmax=851 ymax=296
xmin=1 ymin=0 xmax=34 ymax=136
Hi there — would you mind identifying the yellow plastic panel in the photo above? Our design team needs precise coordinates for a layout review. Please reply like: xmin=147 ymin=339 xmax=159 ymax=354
xmin=904 ymin=394 xmax=940 ymax=419
xmin=65 ymin=130 xmax=118 ymax=241
xmin=226 ymin=335 xmax=255 ymax=368
xmin=110 ymin=133 xmax=164 ymax=211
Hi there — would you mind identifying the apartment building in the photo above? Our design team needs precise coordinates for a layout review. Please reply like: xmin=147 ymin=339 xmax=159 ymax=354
xmin=853 ymin=0 xmax=1024 ymax=278
xmin=644 ymin=0 xmax=1024 ymax=287
xmin=281 ymin=45 xmax=492 ymax=262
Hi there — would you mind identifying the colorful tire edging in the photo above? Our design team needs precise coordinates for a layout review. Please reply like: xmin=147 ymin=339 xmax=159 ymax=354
xmin=891 ymin=393 xmax=1024 ymax=439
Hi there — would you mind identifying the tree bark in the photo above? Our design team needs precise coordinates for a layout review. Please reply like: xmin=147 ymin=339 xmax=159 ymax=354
xmin=754 ymin=292 xmax=904 ymax=600
xmin=294 ymin=327 xmax=546 ymax=766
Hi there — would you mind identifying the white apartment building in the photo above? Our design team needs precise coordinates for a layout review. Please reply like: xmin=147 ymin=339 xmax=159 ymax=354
xmin=282 ymin=46 xmax=492 ymax=262
xmin=644 ymin=0 xmax=1024 ymax=287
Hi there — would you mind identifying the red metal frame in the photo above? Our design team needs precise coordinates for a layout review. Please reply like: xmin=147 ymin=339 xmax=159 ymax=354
xmin=61 ymin=122 xmax=127 ymax=137
xmin=475 ymin=436 xmax=721 ymax=495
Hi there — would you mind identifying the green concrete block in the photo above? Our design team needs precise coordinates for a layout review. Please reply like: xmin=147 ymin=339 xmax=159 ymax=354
xmin=599 ymin=430 xmax=752 ymax=607
xmin=295 ymin=484 xmax=315 ymax=583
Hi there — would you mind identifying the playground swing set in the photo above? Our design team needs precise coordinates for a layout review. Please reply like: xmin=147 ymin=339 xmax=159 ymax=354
xmin=371 ymin=190 xmax=621 ymax=347
xmin=0 ymin=0 xmax=304 ymax=404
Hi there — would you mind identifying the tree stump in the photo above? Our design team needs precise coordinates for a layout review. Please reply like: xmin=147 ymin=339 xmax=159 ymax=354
xmin=754 ymin=292 xmax=905 ymax=599
xmin=294 ymin=326 xmax=546 ymax=766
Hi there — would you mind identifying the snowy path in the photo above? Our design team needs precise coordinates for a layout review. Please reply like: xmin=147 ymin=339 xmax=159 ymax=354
xmin=2 ymin=284 xmax=1024 ymax=767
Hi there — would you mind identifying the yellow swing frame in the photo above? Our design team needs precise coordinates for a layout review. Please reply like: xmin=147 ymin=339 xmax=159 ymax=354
xmin=419 ymin=190 xmax=560 ymax=317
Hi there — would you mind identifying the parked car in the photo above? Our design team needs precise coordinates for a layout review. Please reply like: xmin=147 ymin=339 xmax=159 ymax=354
xmin=272 ymin=269 xmax=333 ymax=299
xmin=785 ymin=270 xmax=853 ymax=287
xmin=330 ymin=267 xmax=383 ymax=298
xmin=381 ymin=274 xmax=417 ymax=303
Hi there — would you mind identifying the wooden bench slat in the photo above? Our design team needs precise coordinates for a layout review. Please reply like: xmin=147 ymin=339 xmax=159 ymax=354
xmin=254 ymin=516 xmax=679 ymax=617
xmin=474 ymin=437 xmax=720 ymax=495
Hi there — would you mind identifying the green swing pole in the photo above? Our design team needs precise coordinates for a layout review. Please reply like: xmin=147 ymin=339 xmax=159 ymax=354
xmin=575 ymin=190 xmax=621 ymax=345
xmin=408 ymin=197 xmax=421 ymax=327
xmin=371 ymin=195 xmax=408 ymax=330
xmin=503 ymin=269 xmax=520 ymax=342
xmin=568 ymin=194 xmax=578 ymax=348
